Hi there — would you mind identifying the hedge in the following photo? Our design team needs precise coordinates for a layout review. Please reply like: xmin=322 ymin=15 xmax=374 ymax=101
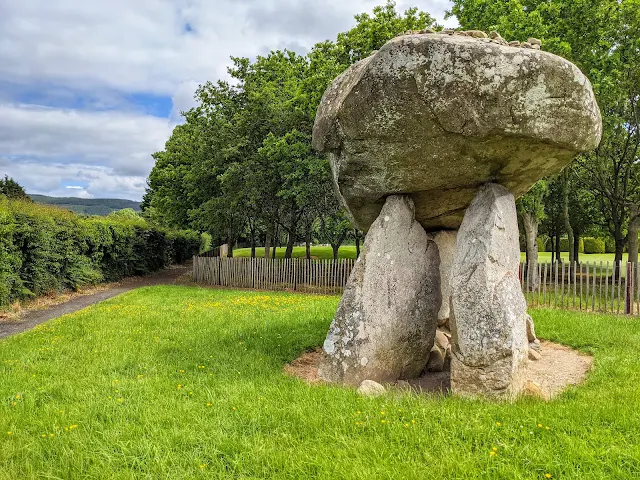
xmin=583 ymin=237 xmax=606 ymax=254
xmin=0 ymin=197 xmax=201 ymax=306
xmin=559 ymin=237 xmax=585 ymax=253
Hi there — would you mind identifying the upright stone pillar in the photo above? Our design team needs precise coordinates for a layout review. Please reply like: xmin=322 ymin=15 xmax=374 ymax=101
xmin=318 ymin=195 xmax=441 ymax=386
xmin=450 ymin=183 xmax=529 ymax=399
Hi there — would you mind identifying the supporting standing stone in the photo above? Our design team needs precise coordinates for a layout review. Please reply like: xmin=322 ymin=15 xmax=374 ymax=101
xmin=450 ymin=184 xmax=529 ymax=399
xmin=318 ymin=195 xmax=441 ymax=386
xmin=434 ymin=231 xmax=457 ymax=328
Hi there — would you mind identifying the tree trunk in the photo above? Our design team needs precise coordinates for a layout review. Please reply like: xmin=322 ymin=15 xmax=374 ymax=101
xmin=555 ymin=230 xmax=561 ymax=264
xmin=332 ymin=244 xmax=340 ymax=260
xmin=573 ymin=234 xmax=580 ymax=265
xmin=264 ymin=231 xmax=271 ymax=259
xmin=522 ymin=212 xmax=539 ymax=291
xmin=226 ymin=228 xmax=234 ymax=258
xmin=628 ymin=207 xmax=640 ymax=265
xmin=562 ymin=170 xmax=575 ymax=265
xmin=305 ymin=229 xmax=312 ymax=260
xmin=354 ymin=229 xmax=361 ymax=258
xmin=551 ymin=235 xmax=555 ymax=264
xmin=272 ymin=224 xmax=278 ymax=260
xmin=284 ymin=231 xmax=296 ymax=259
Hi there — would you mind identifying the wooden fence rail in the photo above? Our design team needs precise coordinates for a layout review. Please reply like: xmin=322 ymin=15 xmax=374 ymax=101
xmin=193 ymin=256 xmax=356 ymax=295
xmin=193 ymin=256 xmax=640 ymax=315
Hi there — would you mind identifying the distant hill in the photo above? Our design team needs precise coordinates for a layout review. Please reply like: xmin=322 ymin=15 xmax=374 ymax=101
xmin=29 ymin=195 xmax=141 ymax=216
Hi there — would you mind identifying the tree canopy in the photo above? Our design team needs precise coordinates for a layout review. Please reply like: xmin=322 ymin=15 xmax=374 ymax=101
xmin=146 ymin=0 xmax=640 ymax=263
xmin=144 ymin=1 xmax=437 ymax=259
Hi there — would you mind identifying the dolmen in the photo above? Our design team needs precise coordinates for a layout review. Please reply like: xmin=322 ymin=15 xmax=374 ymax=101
xmin=312 ymin=30 xmax=602 ymax=399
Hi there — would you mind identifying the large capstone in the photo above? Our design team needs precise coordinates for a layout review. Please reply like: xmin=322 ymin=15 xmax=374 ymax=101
xmin=312 ymin=32 xmax=602 ymax=232
xmin=318 ymin=195 xmax=440 ymax=385
xmin=449 ymin=183 xmax=529 ymax=399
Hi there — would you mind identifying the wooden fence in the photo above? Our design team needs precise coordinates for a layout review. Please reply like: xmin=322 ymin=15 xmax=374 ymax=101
xmin=192 ymin=256 xmax=640 ymax=315
xmin=193 ymin=256 xmax=356 ymax=294
xmin=521 ymin=261 xmax=639 ymax=315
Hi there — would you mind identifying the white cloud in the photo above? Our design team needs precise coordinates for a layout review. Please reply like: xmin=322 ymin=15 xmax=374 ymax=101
xmin=0 ymin=0 xmax=456 ymax=200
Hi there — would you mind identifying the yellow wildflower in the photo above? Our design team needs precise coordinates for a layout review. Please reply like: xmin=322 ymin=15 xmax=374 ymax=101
xmin=496 ymin=422 xmax=501 ymax=426
xmin=6 ymin=432 xmax=12 ymax=436
xmin=538 ymin=424 xmax=543 ymax=428
xmin=489 ymin=451 xmax=496 ymax=457
xmin=545 ymin=475 xmax=552 ymax=479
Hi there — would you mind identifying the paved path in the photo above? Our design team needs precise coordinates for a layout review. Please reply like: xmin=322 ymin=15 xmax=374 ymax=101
xmin=0 ymin=264 xmax=191 ymax=341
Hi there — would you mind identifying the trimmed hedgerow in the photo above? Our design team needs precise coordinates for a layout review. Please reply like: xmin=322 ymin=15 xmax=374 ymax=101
xmin=583 ymin=237 xmax=606 ymax=254
xmin=0 ymin=197 xmax=200 ymax=306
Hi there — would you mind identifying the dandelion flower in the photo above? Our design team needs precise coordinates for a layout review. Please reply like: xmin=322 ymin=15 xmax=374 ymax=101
xmin=6 ymin=432 xmax=12 ymax=436
xmin=41 ymin=434 xmax=46 ymax=438
xmin=496 ymin=422 xmax=501 ymax=426
xmin=538 ymin=424 xmax=543 ymax=428
xmin=49 ymin=434 xmax=54 ymax=438
xmin=232 ymin=407 xmax=237 ymax=411
xmin=545 ymin=475 xmax=552 ymax=479
xmin=545 ymin=426 xmax=550 ymax=430
xmin=489 ymin=451 xmax=496 ymax=456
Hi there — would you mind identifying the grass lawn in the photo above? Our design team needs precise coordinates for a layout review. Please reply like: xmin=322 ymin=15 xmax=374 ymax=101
xmin=1 ymin=287 xmax=640 ymax=479
xmin=234 ymin=246 xmax=625 ymax=265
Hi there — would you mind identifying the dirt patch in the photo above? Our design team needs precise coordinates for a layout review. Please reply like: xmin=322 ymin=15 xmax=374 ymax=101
xmin=526 ymin=340 xmax=593 ymax=398
xmin=284 ymin=348 xmax=325 ymax=383
xmin=285 ymin=341 xmax=592 ymax=400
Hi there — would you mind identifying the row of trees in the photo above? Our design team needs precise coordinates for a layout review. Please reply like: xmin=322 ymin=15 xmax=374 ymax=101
xmin=145 ymin=1 xmax=640 ymax=263
xmin=143 ymin=2 xmax=435 ymax=259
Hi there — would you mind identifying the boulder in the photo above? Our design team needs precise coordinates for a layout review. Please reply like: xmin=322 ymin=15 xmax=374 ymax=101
xmin=434 ymin=230 xmax=457 ymax=325
xmin=357 ymin=380 xmax=386 ymax=396
xmin=450 ymin=184 xmax=529 ymax=399
xmin=318 ymin=195 xmax=441 ymax=386
xmin=426 ymin=346 xmax=445 ymax=372
xmin=434 ymin=329 xmax=450 ymax=351
xmin=522 ymin=380 xmax=549 ymax=400
xmin=528 ymin=348 xmax=542 ymax=361
xmin=312 ymin=33 xmax=602 ymax=232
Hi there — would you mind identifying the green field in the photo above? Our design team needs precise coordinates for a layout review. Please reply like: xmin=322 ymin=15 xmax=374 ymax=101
xmin=234 ymin=245 xmax=359 ymax=259
xmin=1 ymin=287 xmax=639 ymax=478
xmin=234 ymin=246 xmax=626 ymax=265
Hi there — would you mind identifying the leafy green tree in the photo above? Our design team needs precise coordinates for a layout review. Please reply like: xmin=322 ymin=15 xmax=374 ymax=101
xmin=145 ymin=2 xmax=438 ymax=259
xmin=0 ymin=176 xmax=29 ymax=200
xmin=449 ymin=0 xmax=640 ymax=268
xmin=517 ymin=180 xmax=548 ymax=288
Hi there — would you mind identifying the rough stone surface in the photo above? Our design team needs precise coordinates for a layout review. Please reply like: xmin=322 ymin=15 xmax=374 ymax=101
xmin=434 ymin=230 xmax=457 ymax=325
xmin=522 ymin=380 xmax=549 ymax=400
xmin=427 ymin=346 xmax=445 ymax=372
xmin=529 ymin=348 xmax=542 ymax=361
xmin=318 ymin=195 xmax=441 ymax=386
xmin=357 ymin=380 xmax=386 ymax=396
xmin=450 ymin=184 xmax=530 ymax=399
xmin=312 ymin=33 xmax=602 ymax=232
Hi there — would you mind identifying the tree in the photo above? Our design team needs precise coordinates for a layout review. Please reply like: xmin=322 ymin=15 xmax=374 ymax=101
xmin=517 ymin=180 xmax=548 ymax=289
xmin=145 ymin=1 xmax=437 ymax=257
xmin=449 ymin=0 xmax=640 ymax=271
xmin=0 ymin=176 xmax=29 ymax=200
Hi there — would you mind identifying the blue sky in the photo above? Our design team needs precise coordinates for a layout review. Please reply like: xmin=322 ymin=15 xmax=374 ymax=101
xmin=0 ymin=0 xmax=455 ymax=201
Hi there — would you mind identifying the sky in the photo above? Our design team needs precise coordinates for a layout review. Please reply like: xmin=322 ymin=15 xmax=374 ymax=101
xmin=0 ymin=0 xmax=456 ymax=201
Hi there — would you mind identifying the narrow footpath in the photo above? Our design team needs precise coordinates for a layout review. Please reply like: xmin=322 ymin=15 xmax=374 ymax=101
xmin=0 ymin=264 xmax=191 ymax=340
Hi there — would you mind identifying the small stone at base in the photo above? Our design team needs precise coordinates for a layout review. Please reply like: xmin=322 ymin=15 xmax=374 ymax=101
xmin=528 ymin=348 xmax=542 ymax=361
xmin=357 ymin=379 xmax=386 ymax=396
